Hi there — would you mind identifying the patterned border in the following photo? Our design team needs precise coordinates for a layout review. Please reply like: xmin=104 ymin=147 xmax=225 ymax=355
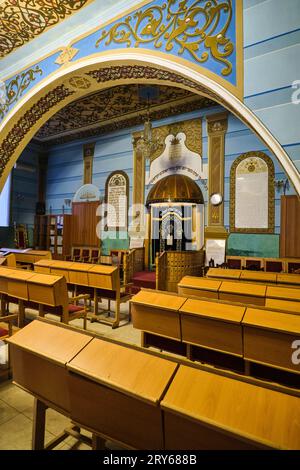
xmin=0 ymin=84 xmax=74 ymax=176
xmin=230 ymin=151 xmax=275 ymax=233
xmin=0 ymin=64 xmax=244 ymax=183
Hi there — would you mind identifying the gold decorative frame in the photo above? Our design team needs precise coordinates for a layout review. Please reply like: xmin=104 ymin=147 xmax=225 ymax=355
xmin=230 ymin=151 xmax=275 ymax=233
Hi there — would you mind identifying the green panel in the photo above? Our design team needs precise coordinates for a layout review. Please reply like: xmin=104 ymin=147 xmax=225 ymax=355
xmin=101 ymin=231 xmax=129 ymax=256
xmin=226 ymin=233 xmax=280 ymax=258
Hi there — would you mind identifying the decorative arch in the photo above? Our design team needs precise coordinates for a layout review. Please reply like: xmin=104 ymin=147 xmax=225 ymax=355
xmin=230 ymin=151 xmax=275 ymax=233
xmin=0 ymin=52 xmax=299 ymax=196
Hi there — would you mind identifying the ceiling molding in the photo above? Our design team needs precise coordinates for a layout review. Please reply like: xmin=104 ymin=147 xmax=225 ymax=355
xmin=33 ymin=84 xmax=216 ymax=145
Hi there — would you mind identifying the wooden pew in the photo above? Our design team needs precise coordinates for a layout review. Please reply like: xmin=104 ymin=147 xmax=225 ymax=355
xmin=218 ymin=281 xmax=266 ymax=306
xmin=242 ymin=308 xmax=300 ymax=375
xmin=266 ymin=285 xmax=300 ymax=304
xmin=67 ymin=337 xmax=177 ymax=450
xmin=178 ymin=276 xmax=221 ymax=299
xmin=0 ymin=249 xmax=52 ymax=268
xmin=265 ymin=299 xmax=300 ymax=314
xmin=34 ymin=260 xmax=132 ymax=328
xmin=161 ymin=365 xmax=300 ymax=450
xmin=207 ymin=268 xmax=300 ymax=287
xmin=130 ymin=289 xmax=187 ymax=354
xmin=0 ymin=267 xmax=88 ymax=328
xmin=8 ymin=320 xmax=300 ymax=450
xmin=179 ymin=298 xmax=245 ymax=358
xmin=7 ymin=320 xmax=92 ymax=449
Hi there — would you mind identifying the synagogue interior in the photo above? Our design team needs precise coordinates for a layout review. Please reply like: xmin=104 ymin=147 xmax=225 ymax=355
xmin=0 ymin=0 xmax=300 ymax=452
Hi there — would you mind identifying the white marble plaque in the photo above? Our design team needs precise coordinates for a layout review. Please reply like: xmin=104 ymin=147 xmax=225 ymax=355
xmin=107 ymin=174 xmax=128 ymax=228
xmin=235 ymin=157 xmax=268 ymax=229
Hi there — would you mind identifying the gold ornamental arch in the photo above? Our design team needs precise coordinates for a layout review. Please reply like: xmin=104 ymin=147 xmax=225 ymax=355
xmin=0 ymin=51 xmax=299 ymax=195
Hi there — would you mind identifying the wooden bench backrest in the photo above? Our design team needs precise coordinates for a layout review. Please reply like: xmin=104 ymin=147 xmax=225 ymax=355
xmin=34 ymin=260 xmax=119 ymax=292
xmin=0 ymin=266 xmax=67 ymax=308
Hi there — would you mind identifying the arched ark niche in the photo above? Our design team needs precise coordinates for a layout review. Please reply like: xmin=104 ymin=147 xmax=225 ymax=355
xmin=0 ymin=52 xmax=299 ymax=195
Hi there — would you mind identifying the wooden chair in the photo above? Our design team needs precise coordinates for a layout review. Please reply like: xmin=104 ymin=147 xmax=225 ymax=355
xmin=37 ymin=284 xmax=89 ymax=330
xmin=66 ymin=247 xmax=82 ymax=262
xmin=81 ymin=248 xmax=90 ymax=263
xmin=90 ymin=248 xmax=101 ymax=264
xmin=0 ymin=313 xmax=19 ymax=379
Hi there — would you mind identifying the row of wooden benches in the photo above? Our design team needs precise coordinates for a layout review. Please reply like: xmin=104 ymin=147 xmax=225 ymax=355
xmin=8 ymin=319 xmax=300 ymax=450
xmin=0 ymin=261 xmax=131 ymax=329
xmin=178 ymin=276 xmax=300 ymax=313
xmin=207 ymin=267 xmax=300 ymax=286
xmin=130 ymin=288 xmax=300 ymax=378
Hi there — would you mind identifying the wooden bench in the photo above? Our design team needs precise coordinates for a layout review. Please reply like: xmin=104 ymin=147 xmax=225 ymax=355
xmin=180 ymin=298 xmax=245 ymax=358
xmin=161 ymin=365 xmax=300 ymax=450
xmin=67 ymin=336 xmax=177 ymax=450
xmin=7 ymin=319 xmax=300 ymax=450
xmin=0 ymin=266 xmax=89 ymax=328
xmin=179 ymin=275 xmax=300 ymax=312
xmin=34 ymin=260 xmax=132 ymax=328
xmin=242 ymin=308 xmax=300 ymax=375
xmin=207 ymin=268 xmax=300 ymax=287
xmin=131 ymin=288 xmax=300 ymax=382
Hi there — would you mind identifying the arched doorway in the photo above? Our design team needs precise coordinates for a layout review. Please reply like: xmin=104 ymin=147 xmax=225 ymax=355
xmin=0 ymin=52 xmax=299 ymax=195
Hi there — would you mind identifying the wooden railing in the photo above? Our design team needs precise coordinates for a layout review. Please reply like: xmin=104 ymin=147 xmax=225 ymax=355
xmin=123 ymin=247 xmax=144 ymax=285
xmin=156 ymin=250 xmax=205 ymax=292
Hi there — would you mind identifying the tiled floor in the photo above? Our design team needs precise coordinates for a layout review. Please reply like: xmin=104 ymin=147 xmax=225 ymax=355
xmin=0 ymin=299 xmax=141 ymax=450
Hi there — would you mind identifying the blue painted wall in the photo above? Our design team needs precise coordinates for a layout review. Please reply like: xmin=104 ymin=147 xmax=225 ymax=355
xmin=40 ymin=105 xmax=295 ymax=255
xmin=243 ymin=0 xmax=300 ymax=172
xmin=10 ymin=144 xmax=39 ymax=246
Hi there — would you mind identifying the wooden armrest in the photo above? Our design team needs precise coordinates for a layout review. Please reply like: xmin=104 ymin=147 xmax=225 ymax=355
xmin=0 ymin=314 xmax=18 ymax=322
xmin=69 ymin=294 xmax=90 ymax=302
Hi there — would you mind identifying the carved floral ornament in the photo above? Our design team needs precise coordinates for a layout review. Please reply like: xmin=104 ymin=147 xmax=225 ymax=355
xmin=0 ymin=0 xmax=91 ymax=58
xmin=0 ymin=66 xmax=43 ymax=120
xmin=96 ymin=0 xmax=235 ymax=77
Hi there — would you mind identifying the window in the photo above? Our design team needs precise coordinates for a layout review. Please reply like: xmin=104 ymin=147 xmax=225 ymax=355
xmin=0 ymin=173 xmax=12 ymax=227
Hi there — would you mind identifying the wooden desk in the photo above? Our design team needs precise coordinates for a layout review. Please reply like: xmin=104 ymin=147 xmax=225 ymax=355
xmin=7 ymin=320 xmax=92 ymax=414
xmin=240 ymin=271 xmax=277 ymax=283
xmin=242 ymin=308 xmax=300 ymax=374
xmin=266 ymin=286 xmax=300 ymax=303
xmin=207 ymin=268 xmax=241 ymax=280
xmin=131 ymin=289 xmax=186 ymax=341
xmin=265 ymin=298 xmax=300 ymax=314
xmin=1 ymin=249 xmax=52 ymax=265
xmin=219 ymin=281 xmax=266 ymax=306
xmin=35 ymin=260 xmax=124 ymax=327
xmin=178 ymin=276 xmax=221 ymax=299
xmin=277 ymin=273 xmax=300 ymax=286
xmin=67 ymin=337 xmax=177 ymax=449
xmin=161 ymin=365 xmax=300 ymax=449
xmin=180 ymin=299 xmax=245 ymax=357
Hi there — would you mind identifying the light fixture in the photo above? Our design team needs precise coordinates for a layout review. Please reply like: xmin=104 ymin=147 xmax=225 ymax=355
xmin=136 ymin=86 xmax=162 ymax=159
xmin=274 ymin=178 xmax=289 ymax=195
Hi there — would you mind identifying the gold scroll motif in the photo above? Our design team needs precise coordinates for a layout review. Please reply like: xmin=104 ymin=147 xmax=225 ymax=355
xmin=83 ymin=142 xmax=95 ymax=185
xmin=0 ymin=0 xmax=92 ymax=58
xmin=96 ymin=0 xmax=234 ymax=77
xmin=0 ymin=66 xmax=42 ymax=120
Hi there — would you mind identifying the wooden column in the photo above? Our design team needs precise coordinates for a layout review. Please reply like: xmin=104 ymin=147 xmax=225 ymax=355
xmin=132 ymin=134 xmax=148 ymax=266
xmin=205 ymin=112 xmax=229 ymax=240
xmin=83 ymin=143 xmax=95 ymax=184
